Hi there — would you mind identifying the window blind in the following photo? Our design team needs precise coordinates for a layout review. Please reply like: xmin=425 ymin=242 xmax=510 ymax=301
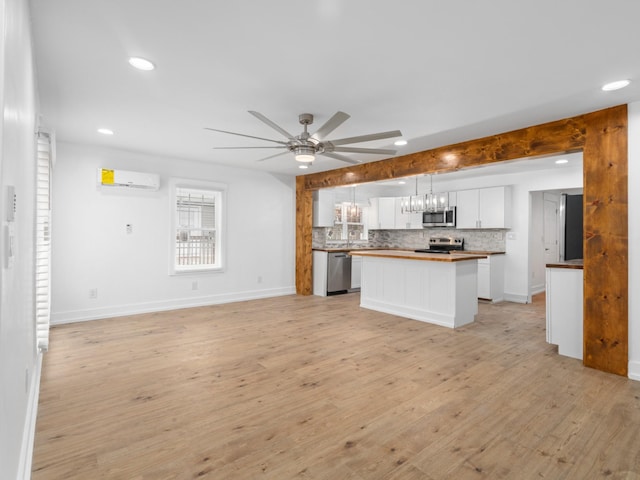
xmin=35 ymin=132 xmax=52 ymax=352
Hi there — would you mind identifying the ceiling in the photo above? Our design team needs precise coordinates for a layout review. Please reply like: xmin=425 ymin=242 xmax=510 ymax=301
xmin=29 ymin=1 xmax=640 ymax=176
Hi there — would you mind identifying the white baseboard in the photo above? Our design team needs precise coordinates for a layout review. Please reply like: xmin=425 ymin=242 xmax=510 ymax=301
xmin=628 ymin=361 xmax=640 ymax=382
xmin=503 ymin=292 xmax=529 ymax=304
xmin=530 ymin=283 xmax=546 ymax=296
xmin=51 ymin=286 xmax=296 ymax=324
xmin=18 ymin=353 xmax=42 ymax=480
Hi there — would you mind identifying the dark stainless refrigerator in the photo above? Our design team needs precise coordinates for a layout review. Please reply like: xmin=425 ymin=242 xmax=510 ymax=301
xmin=559 ymin=194 xmax=583 ymax=261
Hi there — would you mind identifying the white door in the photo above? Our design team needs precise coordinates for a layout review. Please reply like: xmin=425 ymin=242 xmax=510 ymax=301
xmin=543 ymin=193 xmax=559 ymax=264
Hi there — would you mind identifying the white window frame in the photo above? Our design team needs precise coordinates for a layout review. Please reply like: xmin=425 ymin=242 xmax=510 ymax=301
xmin=169 ymin=178 xmax=227 ymax=275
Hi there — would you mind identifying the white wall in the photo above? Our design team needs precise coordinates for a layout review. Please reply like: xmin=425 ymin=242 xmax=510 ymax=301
xmin=628 ymin=101 xmax=640 ymax=380
xmin=51 ymin=142 xmax=296 ymax=323
xmin=0 ymin=0 xmax=41 ymax=477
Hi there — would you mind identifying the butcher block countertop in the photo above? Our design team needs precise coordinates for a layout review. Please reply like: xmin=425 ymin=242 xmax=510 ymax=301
xmin=313 ymin=247 xmax=382 ymax=253
xmin=313 ymin=248 xmax=504 ymax=255
xmin=349 ymin=250 xmax=487 ymax=262
xmin=451 ymin=250 xmax=505 ymax=256
xmin=546 ymin=259 xmax=584 ymax=270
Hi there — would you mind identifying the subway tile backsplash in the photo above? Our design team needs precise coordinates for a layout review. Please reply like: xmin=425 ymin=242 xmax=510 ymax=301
xmin=313 ymin=227 xmax=506 ymax=251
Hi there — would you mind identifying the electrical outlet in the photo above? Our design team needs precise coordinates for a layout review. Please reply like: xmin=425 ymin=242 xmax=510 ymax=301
xmin=257 ymin=276 xmax=263 ymax=284
xmin=126 ymin=224 xmax=133 ymax=234
xmin=89 ymin=288 xmax=98 ymax=299
xmin=192 ymin=281 xmax=198 ymax=290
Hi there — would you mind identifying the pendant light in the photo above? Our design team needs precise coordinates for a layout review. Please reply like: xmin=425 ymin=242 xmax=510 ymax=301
xmin=425 ymin=174 xmax=449 ymax=212
xmin=401 ymin=176 xmax=426 ymax=213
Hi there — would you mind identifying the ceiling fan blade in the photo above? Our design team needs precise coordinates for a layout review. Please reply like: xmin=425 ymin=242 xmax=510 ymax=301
xmin=311 ymin=111 xmax=350 ymax=141
xmin=319 ymin=151 xmax=362 ymax=165
xmin=248 ymin=111 xmax=297 ymax=142
xmin=213 ymin=146 xmax=286 ymax=150
xmin=256 ymin=151 xmax=291 ymax=162
xmin=204 ymin=127 xmax=288 ymax=145
xmin=331 ymin=146 xmax=397 ymax=155
xmin=329 ymin=130 xmax=402 ymax=146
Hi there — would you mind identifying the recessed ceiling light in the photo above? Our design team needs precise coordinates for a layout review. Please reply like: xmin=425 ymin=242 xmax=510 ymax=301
xmin=394 ymin=139 xmax=408 ymax=146
xmin=97 ymin=128 xmax=114 ymax=135
xmin=298 ymin=164 xmax=309 ymax=169
xmin=555 ymin=159 xmax=569 ymax=164
xmin=398 ymin=181 xmax=406 ymax=185
xmin=128 ymin=57 xmax=155 ymax=71
xmin=601 ymin=79 xmax=630 ymax=91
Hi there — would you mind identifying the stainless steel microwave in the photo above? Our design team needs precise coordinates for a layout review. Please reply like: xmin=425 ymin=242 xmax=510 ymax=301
xmin=422 ymin=207 xmax=456 ymax=227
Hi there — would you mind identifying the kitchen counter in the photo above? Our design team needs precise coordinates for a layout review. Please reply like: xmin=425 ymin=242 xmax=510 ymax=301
xmin=350 ymin=249 xmax=486 ymax=262
xmin=313 ymin=247 xmax=381 ymax=253
xmin=546 ymin=259 xmax=584 ymax=269
xmin=353 ymin=249 xmax=483 ymax=328
xmin=314 ymin=247 xmax=504 ymax=256
xmin=452 ymin=250 xmax=505 ymax=256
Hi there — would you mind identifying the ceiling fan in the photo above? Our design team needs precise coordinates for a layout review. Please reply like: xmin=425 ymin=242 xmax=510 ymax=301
xmin=206 ymin=111 xmax=402 ymax=165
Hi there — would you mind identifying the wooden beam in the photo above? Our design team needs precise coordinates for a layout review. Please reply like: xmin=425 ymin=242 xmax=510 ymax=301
xmin=302 ymin=116 xmax=586 ymax=191
xmin=295 ymin=104 xmax=628 ymax=376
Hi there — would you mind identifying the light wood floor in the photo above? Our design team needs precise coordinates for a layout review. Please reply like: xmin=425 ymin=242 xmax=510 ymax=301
xmin=32 ymin=294 xmax=640 ymax=479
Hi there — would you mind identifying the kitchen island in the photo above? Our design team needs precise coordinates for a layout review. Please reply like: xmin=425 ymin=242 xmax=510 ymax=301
xmin=350 ymin=250 xmax=486 ymax=328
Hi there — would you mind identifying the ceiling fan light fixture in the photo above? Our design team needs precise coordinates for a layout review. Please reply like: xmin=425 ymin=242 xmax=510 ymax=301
xmin=294 ymin=145 xmax=316 ymax=163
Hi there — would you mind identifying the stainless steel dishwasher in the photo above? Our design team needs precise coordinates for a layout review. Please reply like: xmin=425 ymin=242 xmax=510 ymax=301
xmin=327 ymin=252 xmax=352 ymax=295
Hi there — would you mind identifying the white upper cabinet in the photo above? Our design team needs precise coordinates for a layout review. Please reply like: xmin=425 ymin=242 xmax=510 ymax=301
xmin=456 ymin=186 xmax=512 ymax=229
xmin=368 ymin=197 xmax=396 ymax=229
xmin=394 ymin=198 xmax=411 ymax=229
xmin=368 ymin=197 xmax=423 ymax=229
xmin=313 ymin=189 xmax=336 ymax=227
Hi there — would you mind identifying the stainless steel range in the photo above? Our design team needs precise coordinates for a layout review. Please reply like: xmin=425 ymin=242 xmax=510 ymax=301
xmin=415 ymin=236 xmax=464 ymax=254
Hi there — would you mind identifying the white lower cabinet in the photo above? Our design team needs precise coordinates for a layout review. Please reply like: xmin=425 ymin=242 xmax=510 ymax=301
xmin=351 ymin=255 xmax=362 ymax=289
xmin=476 ymin=254 xmax=505 ymax=302
xmin=313 ymin=251 xmax=328 ymax=296
xmin=546 ymin=267 xmax=583 ymax=360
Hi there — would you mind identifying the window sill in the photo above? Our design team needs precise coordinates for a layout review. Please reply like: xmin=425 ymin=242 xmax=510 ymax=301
xmin=170 ymin=266 xmax=225 ymax=276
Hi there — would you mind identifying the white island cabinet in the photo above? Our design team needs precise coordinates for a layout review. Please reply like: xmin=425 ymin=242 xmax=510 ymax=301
xmin=350 ymin=250 xmax=485 ymax=328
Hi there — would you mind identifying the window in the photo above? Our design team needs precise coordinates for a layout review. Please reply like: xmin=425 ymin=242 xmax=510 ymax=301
xmin=170 ymin=179 xmax=226 ymax=273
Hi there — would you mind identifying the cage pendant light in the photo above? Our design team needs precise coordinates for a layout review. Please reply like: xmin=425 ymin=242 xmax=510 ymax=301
xmin=401 ymin=176 xmax=426 ymax=214
xmin=424 ymin=174 xmax=449 ymax=211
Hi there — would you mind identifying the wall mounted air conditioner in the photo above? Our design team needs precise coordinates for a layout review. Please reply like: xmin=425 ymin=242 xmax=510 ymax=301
xmin=98 ymin=168 xmax=160 ymax=190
